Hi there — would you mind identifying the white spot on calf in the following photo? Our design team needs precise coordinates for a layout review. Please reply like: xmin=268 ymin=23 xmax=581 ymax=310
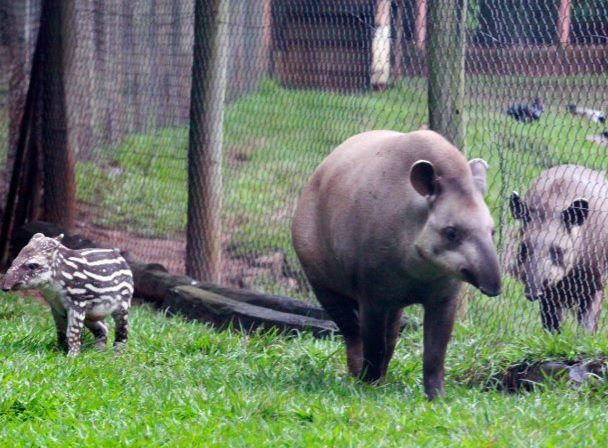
xmin=67 ymin=287 xmax=87 ymax=295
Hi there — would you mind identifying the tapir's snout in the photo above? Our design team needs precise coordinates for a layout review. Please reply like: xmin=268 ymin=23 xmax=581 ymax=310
xmin=480 ymin=284 xmax=502 ymax=297
xmin=462 ymin=238 xmax=502 ymax=297
xmin=461 ymin=267 xmax=501 ymax=296
xmin=2 ymin=271 xmax=20 ymax=292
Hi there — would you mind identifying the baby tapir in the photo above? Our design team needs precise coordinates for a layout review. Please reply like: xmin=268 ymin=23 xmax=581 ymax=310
xmin=510 ymin=165 xmax=608 ymax=333
xmin=292 ymin=130 xmax=501 ymax=399
xmin=2 ymin=233 xmax=133 ymax=356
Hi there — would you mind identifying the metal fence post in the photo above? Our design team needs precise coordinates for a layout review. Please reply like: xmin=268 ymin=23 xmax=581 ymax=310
xmin=186 ymin=0 xmax=230 ymax=282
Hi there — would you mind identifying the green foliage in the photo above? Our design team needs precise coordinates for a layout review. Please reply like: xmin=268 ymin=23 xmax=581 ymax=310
xmin=0 ymin=293 xmax=607 ymax=446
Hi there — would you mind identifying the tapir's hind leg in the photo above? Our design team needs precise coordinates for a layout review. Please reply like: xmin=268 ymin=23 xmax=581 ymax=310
xmin=382 ymin=308 xmax=403 ymax=378
xmin=312 ymin=285 xmax=362 ymax=376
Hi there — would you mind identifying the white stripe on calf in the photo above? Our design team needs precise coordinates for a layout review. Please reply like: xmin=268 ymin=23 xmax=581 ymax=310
xmin=84 ymin=281 xmax=134 ymax=294
xmin=82 ymin=269 xmax=132 ymax=282
xmin=82 ymin=258 xmax=126 ymax=266
xmin=79 ymin=249 xmax=116 ymax=256
xmin=61 ymin=271 xmax=74 ymax=280
xmin=73 ymin=272 xmax=88 ymax=280
xmin=63 ymin=259 xmax=79 ymax=269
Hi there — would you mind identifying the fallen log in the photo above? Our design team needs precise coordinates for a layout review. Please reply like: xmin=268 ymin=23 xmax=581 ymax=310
xmin=165 ymin=285 xmax=337 ymax=337
xmin=498 ymin=359 xmax=607 ymax=392
xmin=132 ymin=261 xmax=329 ymax=319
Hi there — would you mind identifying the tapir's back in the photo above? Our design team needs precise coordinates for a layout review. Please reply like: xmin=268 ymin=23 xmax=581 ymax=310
xmin=527 ymin=165 xmax=608 ymax=216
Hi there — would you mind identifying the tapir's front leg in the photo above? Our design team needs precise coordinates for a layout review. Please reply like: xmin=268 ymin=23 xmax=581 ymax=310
xmin=578 ymin=287 xmax=604 ymax=333
xmin=540 ymin=299 xmax=564 ymax=333
xmin=66 ymin=306 xmax=86 ymax=357
xmin=422 ymin=296 xmax=458 ymax=400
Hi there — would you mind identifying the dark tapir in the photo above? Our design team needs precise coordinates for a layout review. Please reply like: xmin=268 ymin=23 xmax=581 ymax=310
xmin=291 ymin=130 xmax=501 ymax=399
xmin=510 ymin=165 xmax=608 ymax=333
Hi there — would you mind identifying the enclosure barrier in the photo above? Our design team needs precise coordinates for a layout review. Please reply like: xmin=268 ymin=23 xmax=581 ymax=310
xmin=1 ymin=1 xmax=608 ymax=345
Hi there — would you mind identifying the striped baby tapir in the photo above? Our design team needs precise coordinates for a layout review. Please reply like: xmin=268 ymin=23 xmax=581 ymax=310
xmin=2 ymin=233 xmax=133 ymax=356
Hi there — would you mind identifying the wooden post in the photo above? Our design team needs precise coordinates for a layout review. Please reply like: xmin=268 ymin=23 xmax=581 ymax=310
xmin=415 ymin=0 xmax=427 ymax=51
xmin=186 ymin=0 xmax=230 ymax=282
xmin=557 ymin=0 xmax=571 ymax=47
xmin=62 ymin=0 xmax=96 ymax=160
xmin=427 ymin=0 xmax=467 ymax=150
xmin=371 ymin=0 xmax=391 ymax=89
xmin=262 ymin=0 xmax=273 ymax=76
xmin=41 ymin=0 xmax=76 ymax=230
xmin=393 ymin=1 xmax=405 ymax=79
xmin=427 ymin=0 xmax=468 ymax=318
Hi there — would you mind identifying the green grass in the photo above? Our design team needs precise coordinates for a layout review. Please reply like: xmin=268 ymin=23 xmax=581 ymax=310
xmin=1 ymin=293 xmax=607 ymax=446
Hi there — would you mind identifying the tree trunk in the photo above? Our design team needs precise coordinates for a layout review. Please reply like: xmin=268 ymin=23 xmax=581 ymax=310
xmin=427 ymin=0 xmax=467 ymax=150
xmin=186 ymin=0 xmax=230 ymax=282
xmin=557 ymin=0 xmax=571 ymax=47
xmin=4 ymin=0 xmax=38 ymax=190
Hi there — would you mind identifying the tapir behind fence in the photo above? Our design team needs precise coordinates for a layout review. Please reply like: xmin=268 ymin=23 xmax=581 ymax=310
xmin=292 ymin=130 xmax=501 ymax=400
xmin=510 ymin=165 xmax=608 ymax=333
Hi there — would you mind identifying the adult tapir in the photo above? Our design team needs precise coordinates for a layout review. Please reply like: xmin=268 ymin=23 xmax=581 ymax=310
xmin=292 ymin=130 xmax=501 ymax=399
xmin=510 ymin=165 xmax=608 ymax=333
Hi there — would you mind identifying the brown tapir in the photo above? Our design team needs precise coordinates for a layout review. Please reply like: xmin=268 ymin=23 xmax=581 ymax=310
xmin=510 ymin=165 xmax=608 ymax=333
xmin=291 ymin=129 xmax=501 ymax=399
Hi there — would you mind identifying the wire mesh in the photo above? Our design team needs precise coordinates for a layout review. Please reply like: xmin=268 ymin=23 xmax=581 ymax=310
xmin=0 ymin=0 xmax=607 ymax=342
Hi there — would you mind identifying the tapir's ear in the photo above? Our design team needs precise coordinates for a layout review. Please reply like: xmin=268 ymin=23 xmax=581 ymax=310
xmin=410 ymin=160 xmax=438 ymax=198
xmin=509 ymin=191 xmax=530 ymax=223
xmin=31 ymin=233 xmax=44 ymax=240
xmin=54 ymin=233 xmax=64 ymax=243
xmin=562 ymin=198 xmax=589 ymax=228
xmin=468 ymin=159 xmax=488 ymax=195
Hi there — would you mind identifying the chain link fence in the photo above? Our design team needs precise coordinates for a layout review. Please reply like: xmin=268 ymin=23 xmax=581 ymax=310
xmin=1 ymin=0 xmax=608 ymax=339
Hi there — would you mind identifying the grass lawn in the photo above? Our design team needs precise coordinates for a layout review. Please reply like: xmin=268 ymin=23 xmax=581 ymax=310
xmin=1 ymin=292 xmax=607 ymax=447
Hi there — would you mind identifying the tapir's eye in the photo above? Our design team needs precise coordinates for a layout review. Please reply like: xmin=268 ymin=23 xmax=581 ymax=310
xmin=549 ymin=246 xmax=564 ymax=266
xmin=443 ymin=226 xmax=461 ymax=244
xmin=26 ymin=262 xmax=40 ymax=270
